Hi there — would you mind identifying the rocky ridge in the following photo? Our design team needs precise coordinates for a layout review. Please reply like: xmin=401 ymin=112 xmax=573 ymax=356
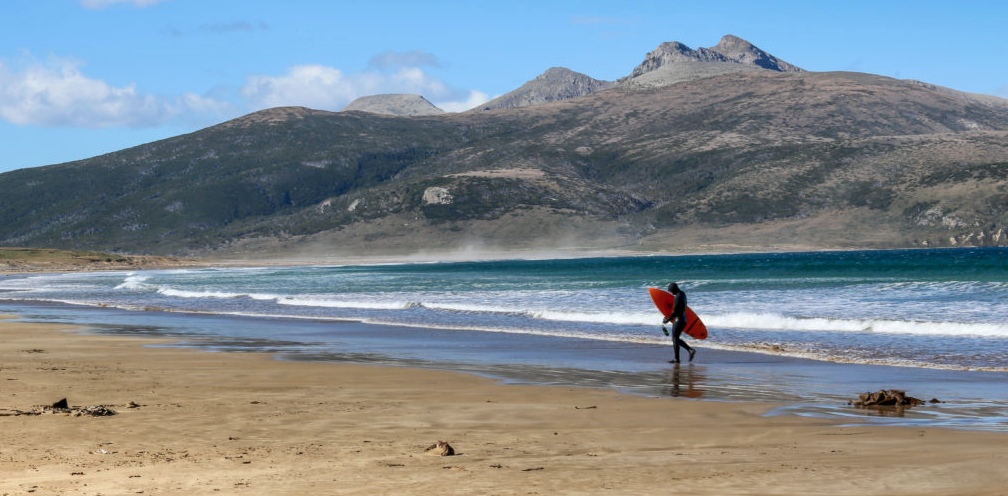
xmin=620 ymin=34 xmax=803 ymax=88
xmin=352 ymin=35 xmax=802 ymax=114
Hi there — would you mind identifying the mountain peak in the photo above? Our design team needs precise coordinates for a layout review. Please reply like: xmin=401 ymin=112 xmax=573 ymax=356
xmin=535 ymin=67 xmax=584 ymax=81
xmin=660 ymin=41 xmax=694 ymax=55
xmin=342 ymin=94 xmax=444 ymax=116
xmin=475 ymin=67 xmax=614 ymax=111
xmin=623 ymin=34 xmax=803 ymax=87
xmin=713 ymin=34 xmax=752 ymax=50
xmin=710 ymin=34 xmax=802 ymax=72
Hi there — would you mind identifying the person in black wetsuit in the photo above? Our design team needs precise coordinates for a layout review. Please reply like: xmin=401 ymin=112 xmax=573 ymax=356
xmin=662 ymin=282 xmax=696 ymax=363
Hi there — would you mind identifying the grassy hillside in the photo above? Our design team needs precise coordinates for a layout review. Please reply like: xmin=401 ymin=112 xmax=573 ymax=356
xmin=2 ymin=71 xmax=1007 ymax=256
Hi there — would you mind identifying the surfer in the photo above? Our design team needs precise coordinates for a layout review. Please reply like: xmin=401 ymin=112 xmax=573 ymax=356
xmin=662 ymin=283 xmax=696 ymax=363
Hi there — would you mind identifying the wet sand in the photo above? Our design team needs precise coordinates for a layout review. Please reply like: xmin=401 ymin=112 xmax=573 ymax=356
xmin=10 ymin=301 xmax=1006 ymax=431
xmin=2 ymin=317 xmax=1008 ymax=495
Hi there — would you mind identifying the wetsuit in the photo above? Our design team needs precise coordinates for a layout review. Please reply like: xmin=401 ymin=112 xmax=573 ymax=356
xmin=667 ymin=289 xmax=694 ymax=363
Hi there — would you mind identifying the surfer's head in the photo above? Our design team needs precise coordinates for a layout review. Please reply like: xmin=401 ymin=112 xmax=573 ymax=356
xmin=667 ymin=283 xmax=680 ymax=294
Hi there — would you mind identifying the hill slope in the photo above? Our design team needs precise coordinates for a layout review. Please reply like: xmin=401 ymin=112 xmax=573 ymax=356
xmin=2 ymin=70 xmax=1007 ymax=256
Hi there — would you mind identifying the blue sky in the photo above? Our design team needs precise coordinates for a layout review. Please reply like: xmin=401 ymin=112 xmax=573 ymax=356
xmin=2 ymin=0 xmax=1006 ymax=173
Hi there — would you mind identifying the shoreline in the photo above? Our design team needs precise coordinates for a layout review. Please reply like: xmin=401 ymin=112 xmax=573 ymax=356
xmin=5 ymin=300 xmax=1008 ymax=433
xmin=6 ymin=291 xmax=1008 ymax=374
xmin=3 ymin=244 xmax=981 ymax=276
xmin=3 ymin=318 xmax=1008 ymax=494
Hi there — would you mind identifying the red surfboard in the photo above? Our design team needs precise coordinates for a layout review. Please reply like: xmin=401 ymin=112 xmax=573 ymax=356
xmin=648 ymin=288 xmax=708 ymax=340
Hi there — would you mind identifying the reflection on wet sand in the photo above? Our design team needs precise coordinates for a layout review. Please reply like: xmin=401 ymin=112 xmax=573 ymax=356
xmin=851 ymin=405 xmax=914 ymax=418
xmin=661 ymin=364 xmax=706 ymax=398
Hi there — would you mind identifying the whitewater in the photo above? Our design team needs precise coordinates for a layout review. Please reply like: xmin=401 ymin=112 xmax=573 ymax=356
xmin=1 ymin=248 xmax=1006 ymax=372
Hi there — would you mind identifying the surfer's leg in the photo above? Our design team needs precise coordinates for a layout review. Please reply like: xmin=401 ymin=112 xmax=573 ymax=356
xmin=671 ymin=319 xmax=686 ymax=362
xmin=670 ymin=332 xmax=681 ymax=362
xmin=676 ymin=338 xmax=695 ymax=362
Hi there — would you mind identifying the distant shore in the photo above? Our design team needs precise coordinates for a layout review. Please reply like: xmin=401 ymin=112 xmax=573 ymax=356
xmin=0 ymin=247 xmax=208 ymax=275
xmin=0 ymin=243 xmax=875 ymax=276
xmin=2 ymin=317 xmax=1008 ymax=494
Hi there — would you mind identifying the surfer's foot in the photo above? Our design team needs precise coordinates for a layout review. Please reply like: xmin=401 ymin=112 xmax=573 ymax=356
xmin=669 ymin=359 xmax=680 ymax=364
xmin=688 ymin=349 xmax=696 ymax=362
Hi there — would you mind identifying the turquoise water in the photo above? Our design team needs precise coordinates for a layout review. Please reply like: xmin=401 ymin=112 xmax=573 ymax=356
xmin=2 ymin=247 xmax=1007 ymax=430
xmin=3 ymin=247 xmax=1005 ymax=370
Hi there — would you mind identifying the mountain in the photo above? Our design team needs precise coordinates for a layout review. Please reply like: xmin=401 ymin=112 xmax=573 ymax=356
xmin=2 ymin=41 xmax=1008 ymax=257
xmin=473 ymin=35 xmax=801 ymax=111
xmin=475 ymin=67 xmax=616 ymax=111
xmin=706 ymin=34 xmax=802 ymax=72
xmin=621 ymin=34 xmax=803 ymax=88
xmin=342 ymin=94 xmax=444 ymax=116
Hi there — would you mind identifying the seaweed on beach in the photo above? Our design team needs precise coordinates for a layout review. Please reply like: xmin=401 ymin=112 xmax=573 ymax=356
xmin=0 ymin=398 xmax=140 ymax=417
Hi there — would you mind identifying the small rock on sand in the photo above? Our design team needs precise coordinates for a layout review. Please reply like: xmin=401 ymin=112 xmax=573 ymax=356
xmin=851 ymin=389 xmax=925 ymax=408
xmin=425 ymin=441 xmax=455 ymax=456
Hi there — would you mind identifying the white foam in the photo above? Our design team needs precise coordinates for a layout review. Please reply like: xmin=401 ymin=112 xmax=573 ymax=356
xmin=258 ymin=296 xmax=1008 ymax=338
xmin=530 ymin=309 xmax=657 ymax=325
xmin=155 ymin=287 xmax=245 ymax=299
xmin=115 ymin=274 xmax=151 ymax=291
xmin=416 ymin=302 xmax=658 ymax=325
xmin=869 ymin=319 xmax=1008 ymax=338
xmin=421 ymin=302 xmax=518 ymax=314
xmin=706 ymin=312 xmax=870 ymax=332
xmin=704 ymin=311 xmax=1008 ymax=338
xmin=277 ymin=296 xmax=415 ymax=310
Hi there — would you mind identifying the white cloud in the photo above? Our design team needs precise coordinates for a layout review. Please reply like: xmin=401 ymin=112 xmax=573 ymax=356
xmin=0 ymin=51 xmax=490 ymax=131
xmin=240 ymin=65 xmax=381 ymax=111
xmin=240 ymin=64 xmax=488 ymax=112
xmin=435 ymin=90 xmax=491 ymax=113
xmin=80 ymin=0 xmax=171 ymax=9
xmin=0 ymin=56 xmax=231 ymax=128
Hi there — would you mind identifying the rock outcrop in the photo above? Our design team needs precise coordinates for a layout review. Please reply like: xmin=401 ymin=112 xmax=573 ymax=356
xmin=621 ymin=34 xmax=803 ymax=88
xmin=424 ymin=440 xmax=455 ymax=456
xmin=851 ymin=389 xmax=926 ymax=408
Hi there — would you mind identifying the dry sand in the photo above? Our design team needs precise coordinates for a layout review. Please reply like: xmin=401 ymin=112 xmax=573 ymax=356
xmin=2 ymin=317 xmax=1007 ymax=495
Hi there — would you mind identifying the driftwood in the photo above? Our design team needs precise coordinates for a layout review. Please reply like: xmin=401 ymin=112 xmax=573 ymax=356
xmin=851 ymin=389 xmax=926 ymax=408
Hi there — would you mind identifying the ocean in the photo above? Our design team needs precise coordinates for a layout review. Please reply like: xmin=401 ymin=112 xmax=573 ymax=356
xmin=2 ymin=247 xmax=1007 ymax=429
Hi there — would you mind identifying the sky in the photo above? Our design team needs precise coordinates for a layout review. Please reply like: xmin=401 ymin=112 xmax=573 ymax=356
xmin=2 ymin=0 xmax=1007 ymax=173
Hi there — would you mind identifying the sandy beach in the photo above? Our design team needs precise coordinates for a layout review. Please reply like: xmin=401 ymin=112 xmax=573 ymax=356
xmin=1 ymin=317 xmax=1006 ymax=495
